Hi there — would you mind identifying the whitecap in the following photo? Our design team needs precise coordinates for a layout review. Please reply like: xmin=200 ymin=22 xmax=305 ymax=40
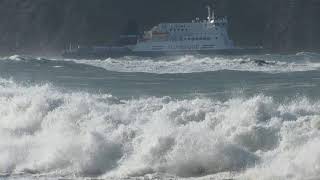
xmin=65 ymin=54 xmax=320 ymax=74
xmin=0 ymin=78 xmax=320 ymax=180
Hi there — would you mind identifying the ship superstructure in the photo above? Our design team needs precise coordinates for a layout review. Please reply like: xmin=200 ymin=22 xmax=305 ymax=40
xmin=62 ymin=5 xmax=262 ymax=59
xmin=132 ymin=5 xmax=235 ymax=52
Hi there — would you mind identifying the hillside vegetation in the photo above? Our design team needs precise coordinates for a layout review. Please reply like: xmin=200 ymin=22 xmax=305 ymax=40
xmin=0 ymin=0 xmax=319 ymax=54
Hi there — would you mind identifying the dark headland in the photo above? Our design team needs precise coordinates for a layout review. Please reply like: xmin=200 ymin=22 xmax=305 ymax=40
xmin=0 ymin=0 xmax=320 ymax=55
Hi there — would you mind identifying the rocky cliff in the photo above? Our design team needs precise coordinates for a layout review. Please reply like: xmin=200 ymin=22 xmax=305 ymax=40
xmin=0 ymin=0 xmax=319 ymax=54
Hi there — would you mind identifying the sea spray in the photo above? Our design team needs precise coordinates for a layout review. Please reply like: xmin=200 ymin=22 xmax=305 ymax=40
xmin=0 ymin=78 xmax=320 ymax=179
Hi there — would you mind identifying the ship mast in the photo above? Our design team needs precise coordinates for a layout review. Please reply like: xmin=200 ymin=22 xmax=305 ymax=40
xmin=206 ymin=5 xmax=215 ymax=22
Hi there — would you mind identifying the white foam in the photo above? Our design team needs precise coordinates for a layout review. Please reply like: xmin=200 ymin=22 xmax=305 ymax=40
xmin=0 ymin=78 xmax=320 ymax=179
xmin=2 ymin=54 xmax=320 ymax=74
xmin=0 ymin=55 xmax=25 ymax=61
xmin=0 ymin=55 xmax=45 ymax=62
xmin=67 ymin=54 xmax=320 ymax=74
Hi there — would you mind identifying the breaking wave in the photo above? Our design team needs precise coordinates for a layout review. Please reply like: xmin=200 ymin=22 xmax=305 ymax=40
xmin=0 ymin=55 xmax=49 ymax=62
xmin=1 ymin=53 xmax=320 ymax=74
xmin=67 ymin=53 xmax=320 ymax=74
xmin=0 ymin=55 xmax=26 ymax=61
xmin=0 ymin=77 xmax=320 ymax=179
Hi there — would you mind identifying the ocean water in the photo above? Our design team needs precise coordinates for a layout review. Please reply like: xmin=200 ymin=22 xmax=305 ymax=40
xmin=0 ymin=53 xmax=320 ymax=180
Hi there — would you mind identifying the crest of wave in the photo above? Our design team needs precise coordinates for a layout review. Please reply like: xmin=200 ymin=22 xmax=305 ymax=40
xmin=0 ymin=78 xmax=320 ymax=180
xmin=0 ymin=55 xmax=47 ymax=62
xmin=69 ymin=54 xmax=320 ymax=74
xmin=0 ymin=55 xmax=25 ymax=61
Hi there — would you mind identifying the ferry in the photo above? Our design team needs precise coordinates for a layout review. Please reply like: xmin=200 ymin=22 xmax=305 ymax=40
xmin=62 ymin=5 xmax=263 ymax=59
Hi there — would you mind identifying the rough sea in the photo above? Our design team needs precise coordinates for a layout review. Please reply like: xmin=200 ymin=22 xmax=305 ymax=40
xmin=1 ymin=53 xmax=320 ymax=180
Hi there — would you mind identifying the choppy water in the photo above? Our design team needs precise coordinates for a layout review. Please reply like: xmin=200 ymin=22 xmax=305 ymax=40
xmin=1 ymin=53 xmax=320 ymax=180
